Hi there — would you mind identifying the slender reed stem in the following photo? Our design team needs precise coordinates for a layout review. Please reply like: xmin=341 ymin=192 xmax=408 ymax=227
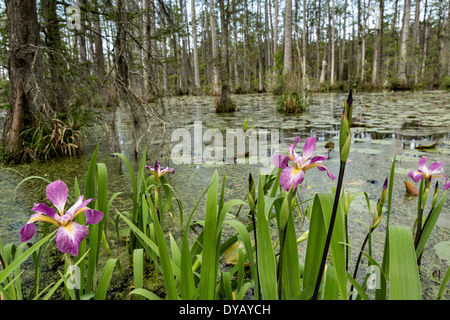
xmin=312 ymin=161 xmax=346 ymax=300
xmin=349 ymin=231 xmax=370 ymax=299
xmin=276 ymin=226 xmax=288 ymax=300
xmin=415 ymin=203 xmax=436 ymax=265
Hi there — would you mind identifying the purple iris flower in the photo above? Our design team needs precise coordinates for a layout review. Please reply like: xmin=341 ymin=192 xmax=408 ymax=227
xmin=19 ymin=180 xmax=104 ymax=256
xmin=408 ymin=156 xmax=450 ymax=190
xmin=145 ymin=160 xmax=175 ymax=180
xmin=272 ymin=136 xmax=336 ymax=191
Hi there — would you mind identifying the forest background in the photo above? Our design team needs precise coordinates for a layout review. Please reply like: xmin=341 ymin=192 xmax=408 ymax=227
xmin=0 ymin=0 xmax=449 ymax=163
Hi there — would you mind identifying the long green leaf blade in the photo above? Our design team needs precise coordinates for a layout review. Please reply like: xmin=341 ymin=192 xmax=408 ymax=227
xmin=388 ymin=225 xmax=421 ymax=300
xmin=94 ymin=259 xmax=120 ymax=300
xmin=256 ymin=173 xmax=277 ymax=299
xmin=198 ymin=171 xmax=219 ymax=300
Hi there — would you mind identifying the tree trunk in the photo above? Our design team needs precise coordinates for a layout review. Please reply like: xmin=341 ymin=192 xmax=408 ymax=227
xmin=421 ymin=5 xmax=430 ymax=83
xmin=3 ymin=0 xmax=45 ymax=158
xmin=372 ymin=0 xmax=383 ymax=85
xmin=315 ymin=0 xmax=321 ymax=79
xmin=399 ymin=0 xmax=411 ymax=86
xmin=283 ymin=0 xmax=292 ymax=75
xmin=412 ymin=0 xmax=420 ymax=85
xmin=232 ymin=0 xmax=240 ymax=91
xmin=243 ymin=0 xmax=250 ymax=91
xmin=76 ymin=0 xmax=88 ymax=71
xmin=209 ymin=0 xmax=220 ymax=95
xmin=439 ymin=4 xmax=450 ymax=81
xmin=356 ymin=0 xmax=362 ymax=79
xmin=115 ymin=0 xmax=129 ymax=91
xmin=361 ymin=0 xmax=369 ymax=83
xmin=159 ymin=1 xmax=169 ymax=95
xmin=273 ymin=0 xmax=278 ymax=73
xmin=191 ymin=0 xmax=201 ymax=91
xmin=92 ymin=3 xmax=105 ymax=81
xmin=216 ymin=0 xmax=236 ymax=112
xmin=257 ymin=0 xmax=264 ymax=92
xmin=302 ymin=0 xmax=308 ymax=87
xmin=42 ymin=0 xmax=68 ymax=112
xmin=142 ymin=0 xmax=151 ymax=93
xmin=330 ymin=0 xmax=335 ymax=86
xmin=264 ymin=0 xmax=271 ymax=74
xmin=339 ymin=0 xmax=347 ymax=84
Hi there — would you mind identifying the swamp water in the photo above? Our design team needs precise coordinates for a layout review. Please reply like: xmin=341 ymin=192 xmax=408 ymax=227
xmin=1 ymin=91 xmax=449 ymax=299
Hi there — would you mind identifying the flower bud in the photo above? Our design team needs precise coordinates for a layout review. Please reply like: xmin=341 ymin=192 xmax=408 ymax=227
xmin=248 ymin=173 xmax=256 ymax=210
xmin=339 ymin=90 xmax=353 ymax=163
xmin=372 ymin=178 xmax=388 ymax=231
xmin=432 ymin=181 xmax=439 ymax=209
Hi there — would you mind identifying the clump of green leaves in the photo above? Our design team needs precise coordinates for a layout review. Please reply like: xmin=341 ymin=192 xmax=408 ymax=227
xmin=277 ymin=91 xmax=309 ymax=113
xmin=6 ymin=102 xmax=99 ymax=163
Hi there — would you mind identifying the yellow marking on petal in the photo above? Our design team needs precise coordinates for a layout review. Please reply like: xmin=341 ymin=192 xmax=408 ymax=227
xmin=72 ymin=206 xmax=88 ymax=220
xmin=28 ymin=215 xmax=60 ymax=228
xmin=303 ymin=163 xmax=320 ymax=171
xmin=62 ymin=222 xmax=74 ymax=235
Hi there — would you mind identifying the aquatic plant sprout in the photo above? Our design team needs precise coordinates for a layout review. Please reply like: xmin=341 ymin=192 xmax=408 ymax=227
xmin=408 ymin=156 xmax=450 ymax=190
xmin=272 ymin=136 xmax=336 ymax=191
xmin=19 ymin=180 xmax=104 ymax=256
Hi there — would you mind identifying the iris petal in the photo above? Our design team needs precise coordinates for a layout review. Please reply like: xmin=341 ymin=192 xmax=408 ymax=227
xmin=67 ymin=196 xmax=94 ymax=221
xmin=20 ymin=211 xmax=60 ymax=242
xmin=310 ymin=155 xmax=328 ymax=164
xmin=444 ymin=181 xmax=450 ymax=190
xmin=46 ymin=180 xmax=68 ymax=214
xmin=55 ymin=222 xmax=89 ymax=256
xmin=85 ymin=209 xmax=104 ymax=225
xmin=418 ymin=157 xmax=427 ymax=171
xmin=288 ymin=137 xmax=301 ymax=156
xmin=66 ymin=196 xmax=84 ymax=216
xmin=20 ymin=223 xmax=37 ymax=242
xmin=32 ymin=202 xmax=58 ymax=220
xmin=272 ymin=154 xmax=290 ymax=169
xmin=159 ymin=167 xmax=175 ymax=177
xmin=154 ymin=160 xmax=162 ymax=173
xmin=408 ymin=170 xmax=424 ymax=183
xmin=303 ymin=136 xmax=316 ymax=160
xmin=317 ymin=165 xmax=337 ymax=180
xmin=280 ymin=167 xmax=305 ymax=191
xmin=429 ymin=162 xmax=444 ymax=175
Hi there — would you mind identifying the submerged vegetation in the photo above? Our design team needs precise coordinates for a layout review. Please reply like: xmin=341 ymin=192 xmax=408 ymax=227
xmin=1 ymin=92 xmax=450 ymax=301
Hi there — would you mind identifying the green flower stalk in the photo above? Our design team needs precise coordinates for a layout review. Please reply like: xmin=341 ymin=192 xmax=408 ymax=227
xmin=350 ymin=178 xmax=388 ymax=299
xmin=313 ymin=90 xmax=353 ymax=300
